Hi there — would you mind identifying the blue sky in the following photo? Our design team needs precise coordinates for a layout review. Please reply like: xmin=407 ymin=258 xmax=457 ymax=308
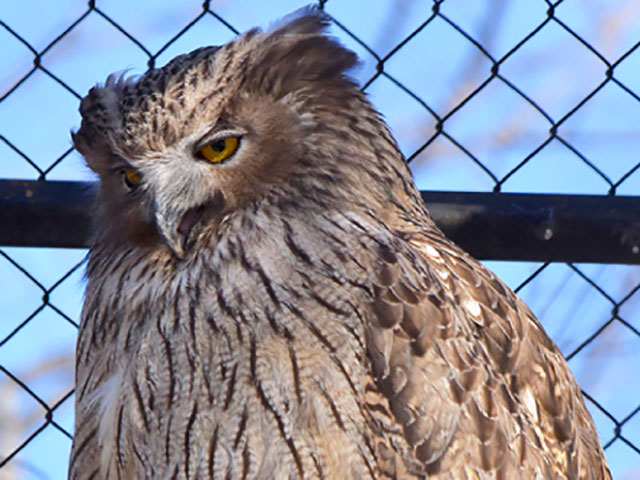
xmin=1 ymin=1 xmax=639 ymax=478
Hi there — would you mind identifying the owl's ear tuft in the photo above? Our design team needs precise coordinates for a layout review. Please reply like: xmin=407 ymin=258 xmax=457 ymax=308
xmin=72 ymin=123 xmax=117 ymax=176
xmin=73 ymin=73 xmax=134 ymax=173
xmin=268 ymin=5 xmax=332 ymax=37
xmin=78 ymin=73 xmax=131 ymax=133
xmin=245 ymin=8 xmax=358 ymax=101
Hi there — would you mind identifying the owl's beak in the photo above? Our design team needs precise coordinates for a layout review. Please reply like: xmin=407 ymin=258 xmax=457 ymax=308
xmin=154 ymin=191 xmax=225 ymax=259
xmin=155 ymin=209 xmax=186 ymax=259
xmin=155 ymin=205 xmax=204 ymax=259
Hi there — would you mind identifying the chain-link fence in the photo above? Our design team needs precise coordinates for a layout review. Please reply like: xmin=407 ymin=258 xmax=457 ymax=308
xmin=1 ymin=0 xmax=640 ymax=478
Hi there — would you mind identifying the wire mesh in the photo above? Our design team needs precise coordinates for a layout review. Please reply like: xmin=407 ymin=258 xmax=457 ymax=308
xmin=1 ymin=0 xmax=639 ymax=478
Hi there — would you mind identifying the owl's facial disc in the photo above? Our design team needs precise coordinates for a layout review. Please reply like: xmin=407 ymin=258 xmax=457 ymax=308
xmin=149 ymin=129 xmax=243 ymax=258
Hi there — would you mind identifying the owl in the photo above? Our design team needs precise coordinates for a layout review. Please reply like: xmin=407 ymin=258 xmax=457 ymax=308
xmin=69 ymin=8 xmax=611 ymax=480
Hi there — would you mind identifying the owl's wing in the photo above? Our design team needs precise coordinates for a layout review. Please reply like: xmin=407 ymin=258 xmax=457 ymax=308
xmin=363 ymin=227 xmax=611 ymax=479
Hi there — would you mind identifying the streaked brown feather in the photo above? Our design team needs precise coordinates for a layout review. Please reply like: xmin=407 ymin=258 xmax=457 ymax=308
xmin=362 ymin=227 xmax=611 ymax=478
xmin=70 ymin=7 xmax=610 ymax=480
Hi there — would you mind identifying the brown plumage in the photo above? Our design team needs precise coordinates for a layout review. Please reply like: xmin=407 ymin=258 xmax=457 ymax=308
xmin=69 ymin=8 xmax=611 ymax=479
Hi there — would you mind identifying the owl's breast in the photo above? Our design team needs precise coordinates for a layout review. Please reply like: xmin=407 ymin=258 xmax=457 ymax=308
xmin=79 ymin=209 xmax=399 ymax=478
xmin=93 ymin=263 xmax=378 ymax=479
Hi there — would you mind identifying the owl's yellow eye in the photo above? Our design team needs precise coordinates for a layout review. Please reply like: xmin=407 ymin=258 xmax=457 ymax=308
xmin=122 ymin=168 xmax=141 ymax=189
xmin=197 ymin=136 xmax=239 ymax=163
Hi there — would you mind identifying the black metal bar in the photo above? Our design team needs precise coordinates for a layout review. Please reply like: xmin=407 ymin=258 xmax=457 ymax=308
xmin=421 ymin=191 xmax=640 ymax=264
xmin=1 ymin=180 xmax=639 ymax=264
xmin=0 ymin=180 xmax=95 ymax=249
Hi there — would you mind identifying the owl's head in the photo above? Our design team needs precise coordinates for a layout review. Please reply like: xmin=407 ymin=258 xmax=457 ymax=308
xmin=74 ymin=8 xmax=414 ymax=259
